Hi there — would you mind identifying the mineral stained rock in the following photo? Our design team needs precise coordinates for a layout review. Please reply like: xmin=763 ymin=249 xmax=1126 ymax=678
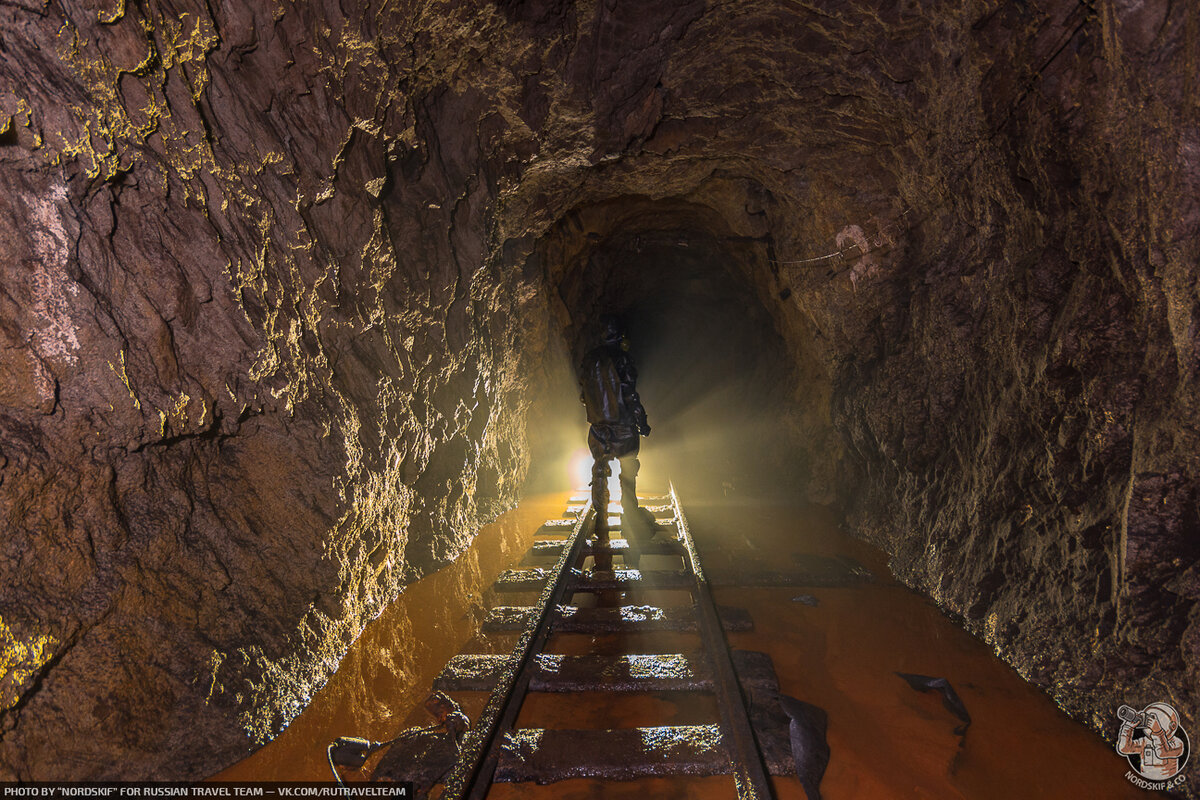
xmin=1 ymin=0 xmax=539 ymax=779
xmin=0 ymin=0 xmax=1197 ymax=782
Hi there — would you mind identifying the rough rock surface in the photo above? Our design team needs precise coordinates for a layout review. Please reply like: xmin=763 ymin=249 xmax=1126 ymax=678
xmin=0 ymin=0 xmax=1196 ymax=782
xmin=0 ymin=0 xmax=543 ymax=779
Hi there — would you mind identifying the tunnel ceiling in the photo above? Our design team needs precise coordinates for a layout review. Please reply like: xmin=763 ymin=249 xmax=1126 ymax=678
xmin=2 ymin=0 xmax=1198 ymax=780
xmin=533 ymin=197 xmax=781 ymax=350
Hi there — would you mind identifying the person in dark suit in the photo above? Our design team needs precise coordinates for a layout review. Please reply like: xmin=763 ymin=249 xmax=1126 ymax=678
xmin=578 ymin=315 xmax=653 ymax=571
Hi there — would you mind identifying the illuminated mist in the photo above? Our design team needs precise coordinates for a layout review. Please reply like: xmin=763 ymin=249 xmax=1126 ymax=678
xmin=522 ymin=224 xmax=802 ymax=503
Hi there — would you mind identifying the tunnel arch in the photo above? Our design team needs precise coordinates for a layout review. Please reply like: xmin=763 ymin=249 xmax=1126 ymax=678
xmin=3 ymin=0 xmax=1197 ymax=779
xmin=520 ymin=194 xmax=817 ymax=495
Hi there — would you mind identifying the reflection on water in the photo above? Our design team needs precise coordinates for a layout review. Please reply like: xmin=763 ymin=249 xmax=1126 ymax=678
xmin=491 ymin=497 xmax=1144 ymax=799
xmin=211 ymin=493 xmax=567 ymax=781
xmin=215 ymin=492 xmax=1144 ymax=799
xmin=693 ymin=499 xmax=1144 ymax=800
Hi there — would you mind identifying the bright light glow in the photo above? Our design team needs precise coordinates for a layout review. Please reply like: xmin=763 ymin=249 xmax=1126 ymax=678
xmin=567 ymin=446 xmax=624 ymax=502
xmin=568 ymin=447 xmax=592 ymax=491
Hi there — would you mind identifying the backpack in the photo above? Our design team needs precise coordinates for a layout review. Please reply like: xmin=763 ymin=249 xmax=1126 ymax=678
xmin=580 ymin=347 xmax=624 ymax=426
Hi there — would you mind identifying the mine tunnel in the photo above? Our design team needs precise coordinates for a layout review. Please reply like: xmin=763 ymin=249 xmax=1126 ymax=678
xmin=528 ymin=198 xmax=801 ymax=500
xmin=1 ymin=0 xmax=1198 ymax=797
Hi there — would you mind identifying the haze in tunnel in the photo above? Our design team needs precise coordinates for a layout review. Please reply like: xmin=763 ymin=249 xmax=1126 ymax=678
xmin=520 ymin=204 xmax=801 ymax=502
xmin=585 ymin=232 xmax=797 ymax=500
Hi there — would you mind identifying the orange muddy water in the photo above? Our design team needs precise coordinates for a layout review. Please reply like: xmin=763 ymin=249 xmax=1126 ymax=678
xmin=215 ymin=491 xmax=1147 ymax=798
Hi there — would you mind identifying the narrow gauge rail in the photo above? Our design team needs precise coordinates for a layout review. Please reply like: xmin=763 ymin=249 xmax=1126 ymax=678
xmin=437 ymin=484 xmax=776 ymax=800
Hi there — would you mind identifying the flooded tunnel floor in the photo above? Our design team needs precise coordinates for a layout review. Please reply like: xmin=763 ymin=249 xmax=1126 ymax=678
xmin=685 ymin=498 xmax=1143 ymax=799
xmin=215 ymin=491 xmax=1143 ymax=798
xmin=213 ymin=492 xmax=571 ymax=782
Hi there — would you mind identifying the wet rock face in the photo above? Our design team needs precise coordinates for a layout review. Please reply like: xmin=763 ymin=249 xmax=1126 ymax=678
xmin=0 ymin=0 xmax=1196 ymax=780
xmin=0 ymin=0 xmax=543 ymax=779
xmin=818 ymin=2 xmax=1200 ymax=737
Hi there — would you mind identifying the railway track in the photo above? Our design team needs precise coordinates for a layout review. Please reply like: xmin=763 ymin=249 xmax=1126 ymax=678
xmin=433 ymin=484 xmax=793 ymax=800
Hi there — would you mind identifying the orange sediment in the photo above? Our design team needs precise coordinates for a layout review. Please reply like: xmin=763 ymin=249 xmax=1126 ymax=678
xmin=216 ymin=493 xmax=1144 ymax=799
xmin=213 ymin=492 xmax=568 ymax=781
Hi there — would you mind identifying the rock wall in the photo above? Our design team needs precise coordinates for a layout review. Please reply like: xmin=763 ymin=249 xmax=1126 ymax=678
xmin=0 ymin=0 xmax=1196 ymax=780
xmin=814 ymin=0 xmax=1200 ymax=734
xmin=0 ymin=0 xmax=548 ymax=779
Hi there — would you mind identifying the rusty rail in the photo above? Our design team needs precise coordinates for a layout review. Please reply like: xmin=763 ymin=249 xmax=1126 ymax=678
xmin=438 ymin=486 xmax=775 ymax=799
xmin=439 ymin=500 xmax=594 ymax=800
xmin=670 ymin=482 xmax=773 ymax=800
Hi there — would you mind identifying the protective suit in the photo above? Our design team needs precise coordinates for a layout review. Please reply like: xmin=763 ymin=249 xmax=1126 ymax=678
xmin=1116 ymin=702 xmax=1186 ymax=781
xmin=579 ymin=316 xmax=653 ymax=570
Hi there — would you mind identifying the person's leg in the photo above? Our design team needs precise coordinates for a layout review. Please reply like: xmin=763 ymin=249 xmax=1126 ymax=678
xmin=619 ymin=436 xmax=660 ymax=571
xmin=618 ymin=453 xmax=640 ymax=522
xmin=590 ymin=456 xmax=612 ymax=571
